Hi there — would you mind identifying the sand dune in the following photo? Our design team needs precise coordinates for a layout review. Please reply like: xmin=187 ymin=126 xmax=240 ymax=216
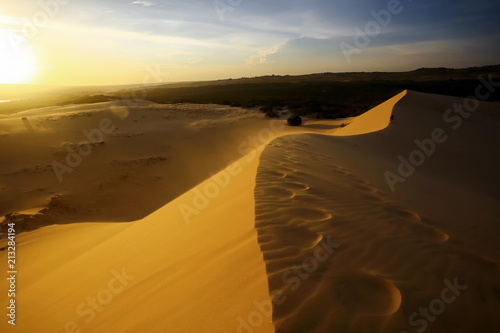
xmin=334 ymin=90 xmax=407 ymax=136
xmin=254 ymin=90 xmax=500 ymax=332
xmin=0 ymin=101 xmax=314 ymax=233
xmin=1 ymin=91 xmax=499 ymax=332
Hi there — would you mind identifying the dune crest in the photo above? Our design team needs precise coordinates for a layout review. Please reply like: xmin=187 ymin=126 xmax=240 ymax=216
xmin=334 ymin=90 xmax=407 ymax=136
xmin=1 ymin=90 xmax=500 ymax=332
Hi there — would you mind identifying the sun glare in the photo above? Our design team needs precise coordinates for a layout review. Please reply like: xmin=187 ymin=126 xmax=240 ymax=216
xmin=0 ymin=30 xmax=38 ymax=84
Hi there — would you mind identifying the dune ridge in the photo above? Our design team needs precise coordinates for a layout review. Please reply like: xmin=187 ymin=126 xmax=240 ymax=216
xmin=1 ymin=90 xmax=499 ymax=332
xmin=0 ymin=102 xmax=311 ymax=233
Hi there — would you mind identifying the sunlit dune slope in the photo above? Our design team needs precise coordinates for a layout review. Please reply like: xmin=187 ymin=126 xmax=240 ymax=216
xmin=0 ymin=152 xmax=275 ymax=333
xmin=0 ymin=90 xmax=499 ymax=333
xmin=0 ymin=102 xmax=317 ymax=233
xmin=334 ymin=90 xmax=407 ymax=136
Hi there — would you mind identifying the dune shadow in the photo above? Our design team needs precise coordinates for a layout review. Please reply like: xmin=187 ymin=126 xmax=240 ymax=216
xmin=253 ymin=135 xmax=344 ymax=332
xmin=301 ymin=123 xmax=340 ymax=130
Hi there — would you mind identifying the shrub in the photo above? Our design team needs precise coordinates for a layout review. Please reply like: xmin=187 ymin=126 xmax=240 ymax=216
xmin=287 ymin=115 xmax=302 ymax=126
xmin=264 ymin=109 xmax=279 ymax=118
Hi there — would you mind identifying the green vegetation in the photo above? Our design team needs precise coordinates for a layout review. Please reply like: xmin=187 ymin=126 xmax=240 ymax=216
xmin=140 ymin=81 xmax=401 ymax=119
xmin=1 ymin=65 xmax=499 ymax=118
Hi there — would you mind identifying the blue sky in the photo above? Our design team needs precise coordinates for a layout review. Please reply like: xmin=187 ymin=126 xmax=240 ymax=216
xmin=1 ymin=0 xmax=499 ymax=84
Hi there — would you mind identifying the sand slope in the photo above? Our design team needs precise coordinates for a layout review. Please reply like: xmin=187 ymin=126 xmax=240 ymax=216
xmin=334 ymin=90 xmax=407 ymax=136
xmin=0 ymin=101 xmax=317 ymax=333
xmin=1 ymin=91 xmax=499 ymax=333
xmin=0 ymin=102 xmax=311 ymax=233
xmin=1 ymin=147 xmax=274 ymax=333
xmin=255 ymin=90 xmax=500 ymax=332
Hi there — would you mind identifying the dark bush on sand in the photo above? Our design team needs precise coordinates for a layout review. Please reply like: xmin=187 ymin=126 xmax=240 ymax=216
xmin=287 ymin=115 xmax=302 ymax=126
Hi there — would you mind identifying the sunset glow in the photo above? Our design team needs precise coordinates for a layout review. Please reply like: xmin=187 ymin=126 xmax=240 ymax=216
xmin=0 ymin=29 xmax=38 ymax=84
xmin=0 ymin=1 xmax=499 ymax=85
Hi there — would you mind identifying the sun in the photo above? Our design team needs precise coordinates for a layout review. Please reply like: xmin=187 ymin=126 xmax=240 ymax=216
xmin=0 ymin=30 xmax=38 ymax=84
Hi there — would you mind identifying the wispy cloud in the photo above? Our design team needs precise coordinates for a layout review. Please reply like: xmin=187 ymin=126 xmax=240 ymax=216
xmin=132 ymin=1 xmax=156 ymax=7
xmin=4 ymin=0 xmax=499 ymax=85
xmin=246 ymin=41 xmax=287 ymax=65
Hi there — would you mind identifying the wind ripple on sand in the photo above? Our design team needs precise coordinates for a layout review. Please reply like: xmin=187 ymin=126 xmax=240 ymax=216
xmin=254 ymin=134 xmax=500 ymax=333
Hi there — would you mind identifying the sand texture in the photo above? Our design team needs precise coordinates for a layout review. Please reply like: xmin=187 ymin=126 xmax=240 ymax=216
xmin=1 ymin=91 xmax=499 ymax=332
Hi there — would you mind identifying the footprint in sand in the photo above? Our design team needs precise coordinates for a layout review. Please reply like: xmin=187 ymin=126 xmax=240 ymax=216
xmin=259 ymin=187 xmax=296 ymax=199
xmin=334 ymin=272 xmax=402 ymax=315
xmin=386 ymin=207 xmax=449 ymax=242
xmin=263 ymin=170 xmax=288 ymax=179
xmin=284 ymin=207 xmax=333 ymax=222
xmin=385 ymin=207 xmax=422 ymax=222
xmin=258 ymin=225 xmax=323 ymax=249
xmin=282 ymin=181 xmax=310 ymax=191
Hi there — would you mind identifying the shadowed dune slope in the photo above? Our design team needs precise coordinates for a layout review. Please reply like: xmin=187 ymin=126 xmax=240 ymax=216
xmin=254 ymin=90 xmax=500 ymax=332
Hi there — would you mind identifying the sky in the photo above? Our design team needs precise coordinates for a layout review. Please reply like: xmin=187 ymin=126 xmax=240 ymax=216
xmin=0 ymin=0 xmax=499 ymax=85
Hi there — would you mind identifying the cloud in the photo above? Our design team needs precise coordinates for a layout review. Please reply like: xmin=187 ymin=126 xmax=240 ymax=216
xmin=132 ymin=1 xmax=156 ymax=7
xmin=245 ymin=41 xmax=287 ymax=65
xmin=7 ymin=0 xmax=500 ymax=85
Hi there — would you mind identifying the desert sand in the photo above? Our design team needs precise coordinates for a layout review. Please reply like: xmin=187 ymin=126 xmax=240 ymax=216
xmin=1 ymin=90 xmax=499 ymax=333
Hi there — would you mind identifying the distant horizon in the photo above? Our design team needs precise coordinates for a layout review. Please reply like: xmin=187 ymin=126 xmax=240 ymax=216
xmin=0 ymin=63 xmax=499 ymax=90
